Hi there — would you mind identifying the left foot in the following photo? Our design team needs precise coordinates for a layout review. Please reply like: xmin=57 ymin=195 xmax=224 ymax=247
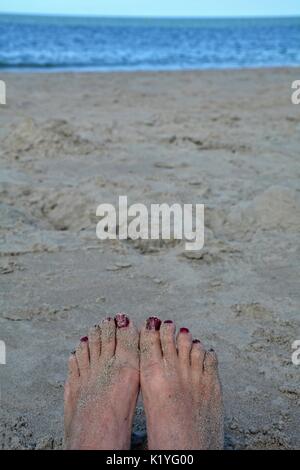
xmin=64 ymin=314 xmax=140 ymax=449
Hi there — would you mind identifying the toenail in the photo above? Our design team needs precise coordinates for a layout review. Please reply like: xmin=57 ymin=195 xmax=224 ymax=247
xmin=103 ymin=317 xmax=112 ymax=323
xmin=115 ymin=312 xmax=130 ymax=328
xmin=193 ymin=339 xmax=201 ymax=343
xmin=80 ymin=336 xmax=88 ymax=342
xmin=180 ymin=327 xmax=189 ymax=333
xmin=209 ymin=348 xmax=215 ymax=352
xmin=164 ymin=320 xmax=173 ymax=324
xmin=71 ymin=350 xmax=76 ymax=355
xmin=146 ymin=316 xmax=162 ymax=331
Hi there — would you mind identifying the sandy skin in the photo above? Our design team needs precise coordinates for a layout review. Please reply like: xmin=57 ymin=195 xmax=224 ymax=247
xmin=64 ymin=314 xmax=140 ymax=450
xmin=64 ymin=314 xmax=223 ymax=450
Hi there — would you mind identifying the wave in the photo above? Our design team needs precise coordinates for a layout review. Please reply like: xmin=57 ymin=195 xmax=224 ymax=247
xmin=0 ymin=15 xmax=300 ymax=71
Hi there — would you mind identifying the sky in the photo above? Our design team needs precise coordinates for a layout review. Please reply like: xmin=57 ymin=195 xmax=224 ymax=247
xmin=0 ymin=0 xmax=299 ymax=17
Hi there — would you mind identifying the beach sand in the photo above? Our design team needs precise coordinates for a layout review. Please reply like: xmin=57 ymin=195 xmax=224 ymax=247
xmin=0 ymin=68 xmax=299 ymax=449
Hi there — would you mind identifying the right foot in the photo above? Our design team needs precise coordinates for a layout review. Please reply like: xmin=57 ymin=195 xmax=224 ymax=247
xmin=64 ymin=314 xmax=140 ymax=450
xmin=140 ymin=317 xmax=224 ymax=450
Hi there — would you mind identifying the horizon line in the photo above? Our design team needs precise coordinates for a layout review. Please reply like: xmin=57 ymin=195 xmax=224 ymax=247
xmin=1 ymin=11 xmax=300 ymax=20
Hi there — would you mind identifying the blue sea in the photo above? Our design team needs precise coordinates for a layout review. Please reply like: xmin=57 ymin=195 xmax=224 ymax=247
xmin=1 ymin=14 xmax=300 ymax=71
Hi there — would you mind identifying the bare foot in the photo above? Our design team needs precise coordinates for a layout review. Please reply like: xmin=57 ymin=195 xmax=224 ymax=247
xmin=64 ymin=314 xmax=139 ymax=449
xmin=140 ymin=317 xmax=224 ymax=450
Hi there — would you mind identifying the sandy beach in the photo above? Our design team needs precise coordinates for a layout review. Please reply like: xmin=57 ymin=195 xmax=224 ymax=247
xmin=0 ymin=68 xmax=299 ymax=449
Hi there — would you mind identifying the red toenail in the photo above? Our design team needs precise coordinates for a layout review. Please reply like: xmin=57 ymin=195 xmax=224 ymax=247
xmin=164 ymin=320 xmax=173 ymax=324
xmin=115 ymin=312 xmax=129 ymax=328
xmin=146 ymin=316 xmax=161 ymax=331
xmin=80 ymin=336 xmax=88 ymax=342
xmin=71 ymin=350 xmax=76 ymax=355
xmin=180 ymin=327 xmax=189 ymax=333
xmin=106 ymin=317 xmax=112 ymax=321
xmin=193 ymin=339 xmax=201 ymax=344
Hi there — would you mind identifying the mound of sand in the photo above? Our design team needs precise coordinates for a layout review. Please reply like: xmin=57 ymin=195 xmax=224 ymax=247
xmin=0 ymin=203 xmax=36 ymax=230
xmin=38 ymin=189 xmax=96 ymax=231
xmin=3 ymin=118 xmax=95 ymax=157
xmin=224 ymin=186 xmax=300 ymax=237
xmin=0 ymin=201 xmax=84 ymax=255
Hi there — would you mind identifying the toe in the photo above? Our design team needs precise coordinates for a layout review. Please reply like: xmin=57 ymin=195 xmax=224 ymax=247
xmin=177 ymin=327 xmax=193 ymax=366
xmin=160 ymin=320 xmax=177 ymax=363
xmin=67 ymin=351 xmax=80 ymax=382
xmin=99 ymin=317 xmax=116 ymax=361
xmin=114 ymin=313 xmax=139 ymax=367
xmin=64 ymin=352 xmax=79 ymax=404
xmin=140 ymin=316 xmax=162 ymax=367
xmin=64 ymin=352 xmax=81 ymax=445
xmin=204 ymin=349 xmax=219 ymax=375
xmin=191 ymin=339 xmax=206 ymax=382
xmin=76 ymin=336 xmax=90 ymax=376
xmin=88 ymin=325 xmax=101 ymax=366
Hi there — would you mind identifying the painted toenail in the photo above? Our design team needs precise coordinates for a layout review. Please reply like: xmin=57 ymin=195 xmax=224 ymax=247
xmin=80 ymin=336 xmax=88 ymax=342
xmin=164 ymin=320 xmax=173 ymax=324
xmin=193 ymin=339 xmax=201 ymax=343
xmin=146 ymin=316 xmax=162 ymax=331
xmin=115 ymin=312 xmax=130 ymax=328
xmin=180 ymin=327 xmax=189 ymax=333
xmin=71 ymin=350 xmax=76 ymax=355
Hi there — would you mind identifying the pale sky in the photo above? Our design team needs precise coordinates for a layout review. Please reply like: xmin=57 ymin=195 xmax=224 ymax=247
xmin=0 ymin=0 xmax=299 ymax=17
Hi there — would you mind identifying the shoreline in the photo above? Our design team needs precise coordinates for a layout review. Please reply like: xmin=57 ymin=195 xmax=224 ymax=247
xmin=1 ymin=65 xmax=300 ymax=74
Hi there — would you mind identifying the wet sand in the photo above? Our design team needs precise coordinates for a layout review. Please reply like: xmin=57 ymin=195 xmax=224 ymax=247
xmin=0 ymin=68 xmax=299 ymax=449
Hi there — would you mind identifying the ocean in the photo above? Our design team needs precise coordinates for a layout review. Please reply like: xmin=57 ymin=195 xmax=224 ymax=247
xmin=0 ymin=14 xmax=300 ymax=71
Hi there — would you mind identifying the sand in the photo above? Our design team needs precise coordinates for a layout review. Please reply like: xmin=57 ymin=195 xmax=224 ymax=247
xmin=0 ymin=68 xmax=299 ymax=449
